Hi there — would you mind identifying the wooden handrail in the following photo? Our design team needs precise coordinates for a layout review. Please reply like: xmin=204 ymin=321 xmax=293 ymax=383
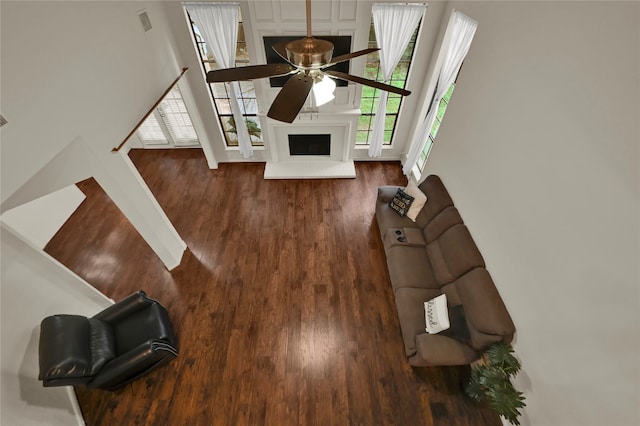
xmin=112 ymin=67 xmax=189 ymax=152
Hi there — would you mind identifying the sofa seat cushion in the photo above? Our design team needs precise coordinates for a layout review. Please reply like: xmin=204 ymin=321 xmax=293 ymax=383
xmin=426 ymin=224 xmax=485 ymax=286
xmin=385 ymin=245 xmax=439 ymax=291
xmin=394 ymin=287 xmax=440 ymax=356
xmin=456 ymin=268 xmax=516 ymax=350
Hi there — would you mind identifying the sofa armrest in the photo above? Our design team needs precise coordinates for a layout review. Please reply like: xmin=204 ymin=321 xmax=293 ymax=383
xmin=92 ymin=291 xmax=152 ymax=323
xmin=88 ymin=340 xmax=177 ymax=390
xmin=410 ymin=333 xmax=479 ymax=367
xmin=377 ymin=186 xmax=402 ymax=203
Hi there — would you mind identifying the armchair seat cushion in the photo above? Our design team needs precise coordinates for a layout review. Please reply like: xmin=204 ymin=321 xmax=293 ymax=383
xmin=111 ymin=303 xmax=174 ymax=353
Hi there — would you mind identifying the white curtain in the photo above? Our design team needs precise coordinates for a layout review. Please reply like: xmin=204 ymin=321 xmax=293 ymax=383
xmin=403 ymin=10 xmax=477 ymax=176
xmin=186 ymin=2 xmax=253 ymax=158
xmin=368 ymin=3 xmax=425 ymax=158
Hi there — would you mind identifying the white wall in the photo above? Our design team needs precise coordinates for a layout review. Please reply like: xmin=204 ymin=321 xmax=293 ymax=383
xmin=423 ymin=1 xmax=639 ymax=425
xmin=0 ymin=1 xmax=187 ymax=268
xmin=1 ymin=185 xmax=86 ymax=249
xmin=1 ymin=224 xmax=112 ymax=425
xmin=2 ymin=1 xmax=173 ymax=201
xmin=0 ymin=1 xmax=195 ymax=423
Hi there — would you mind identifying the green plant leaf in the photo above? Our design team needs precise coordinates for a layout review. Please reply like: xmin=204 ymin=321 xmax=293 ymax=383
xmin=464 ymin=343 xmax=526 ymax=425
xmin=465 ymin=369 xmax=485 ymax=402
xmin=486 ymin=342 xmax=522 ymax=377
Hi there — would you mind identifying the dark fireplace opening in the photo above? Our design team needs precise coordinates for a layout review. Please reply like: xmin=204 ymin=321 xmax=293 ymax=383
xmin=288 ymin=134 xmax=331 ymax=156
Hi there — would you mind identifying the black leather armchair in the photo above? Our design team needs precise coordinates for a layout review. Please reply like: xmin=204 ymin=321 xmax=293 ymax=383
xmin=38 ymin=290 xmax=178 ymax=391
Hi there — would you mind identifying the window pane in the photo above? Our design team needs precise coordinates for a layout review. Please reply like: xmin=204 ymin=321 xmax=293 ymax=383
xmin=358 ymin=115 xmax=372 ymax=131
xmin=386 ymin=96 xmax=401 ymax=114
xmin=358 ymin=19 xmax=419 ymax=146
xmin=221 ymin=115 xmax=234 ymax=131
xmin=159 ymin=88 xmax=199 ymax=144
xmin=221 ymin=115 xmax=238 ymax=146
xmin=243 ymin=99 xmax=258 ymax=114
xmin=189 ymin=10 xmax=261 ymax=147
xmin=384 ymin=114 xmax=396 ymax=131
xmin=436 ymin=100 xmax=448 ymax=121
xmin=430 ymin=117 xmax=442 ymax=139
xmin=356 ymin=130 xmax=369 ymax=144
xmin=443 ymin=83 xmax=455 ymax=102
xmin=215 ymin=99 xmax=232 ymax=114
xmin=364 ymin=58 xmax=380 ymax=80
xmin=212 ymin=83 xmax=228 ymax=99
xmin=239 ymin=80 xmax=254 ymax=96
xmin=392 ymin=65 xmax=409 ymax=81
xmin=417 ymin=82 xmax=457 ymax=171
xmin=225 ymin=131 xmax=238 ymax=146
xmin=360 ymin=96 xmax=375 ymax=115
xmin=138 ymin=113 xmax=167 ymax=144
xmin=245 ymin=118 xmax=263 ymax=145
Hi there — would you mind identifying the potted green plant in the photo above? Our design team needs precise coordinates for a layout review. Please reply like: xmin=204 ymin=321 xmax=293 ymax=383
xmin=464 ymin=342 xmax=526 ymax=425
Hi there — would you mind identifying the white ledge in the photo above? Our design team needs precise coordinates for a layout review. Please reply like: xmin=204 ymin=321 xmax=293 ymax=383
xmin=264 ymin=159 xmax=356 ymax=179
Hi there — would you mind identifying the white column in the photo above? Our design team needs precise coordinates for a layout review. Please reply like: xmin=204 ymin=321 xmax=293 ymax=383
xmin=92 ymin=148 xmax=187 ymax=270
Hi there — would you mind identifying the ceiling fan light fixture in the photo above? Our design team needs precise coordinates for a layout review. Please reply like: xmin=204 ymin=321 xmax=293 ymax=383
xmin=286 ymin=37 xmax=334 ymax=68
xmin=312 ymin=74 xmax=336 ymax=106
xmin=206 ymin=0 xmax=409 ymax=123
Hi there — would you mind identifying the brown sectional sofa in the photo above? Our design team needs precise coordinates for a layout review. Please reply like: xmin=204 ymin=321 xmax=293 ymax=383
xmin=375 ymin=175 xmax=515 ymax=367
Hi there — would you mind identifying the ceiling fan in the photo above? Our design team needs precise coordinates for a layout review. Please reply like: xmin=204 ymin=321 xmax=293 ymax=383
xmin=205 ymin=0 xmax=411 ymax=123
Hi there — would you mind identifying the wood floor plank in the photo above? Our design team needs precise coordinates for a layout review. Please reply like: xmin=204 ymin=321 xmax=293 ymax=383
xmin=44 ymin=149 xmax=500 ymax=426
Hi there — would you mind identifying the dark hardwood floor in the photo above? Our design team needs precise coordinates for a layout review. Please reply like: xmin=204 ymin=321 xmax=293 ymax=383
xmin=44 ymin=149 xmax=499 ymax=426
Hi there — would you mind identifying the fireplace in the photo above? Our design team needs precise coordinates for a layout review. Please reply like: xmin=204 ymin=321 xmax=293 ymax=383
xmin=264 ymin=115 xmax=359 ymax=179
xmin=288 ymin=134 xmax=331 ymax=156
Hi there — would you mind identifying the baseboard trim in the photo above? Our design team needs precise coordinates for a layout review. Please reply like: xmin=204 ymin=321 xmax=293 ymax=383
xmin=66 ymin=387 xmax=86 ymax=425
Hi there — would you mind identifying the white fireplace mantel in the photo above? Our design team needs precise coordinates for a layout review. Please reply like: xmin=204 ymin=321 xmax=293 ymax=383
xmin=262 ymin=110 xmax=359 ymax=179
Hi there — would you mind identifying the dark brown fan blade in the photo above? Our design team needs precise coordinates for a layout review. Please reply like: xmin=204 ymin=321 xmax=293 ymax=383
xmin=267 ymin=73 xmax=313 ymax=123
xmin=272 ymin=42 xmax=292 ymax=64
xmin=206 ymin=63 xmax=295 ymax=83
xmin=323 ymin=48 xmax=379 ymax=68
xmin=324 ymin=70 xmax=411 ymax=96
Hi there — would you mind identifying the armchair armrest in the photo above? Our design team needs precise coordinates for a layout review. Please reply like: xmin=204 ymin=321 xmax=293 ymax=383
xmin=92 ymin=290 xmax=153 ymax=323
xmin=411 ymin=333 xmax=479 ymax=367
xmin=88 ymin=340 xmax=178 ymax=390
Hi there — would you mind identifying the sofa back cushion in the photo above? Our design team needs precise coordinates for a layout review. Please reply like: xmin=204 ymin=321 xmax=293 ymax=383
xmin=426 ymin=224 xmax=485 ymax=286
xmin=423 ymin=206 xmax=463 ymax=243
xmin=87 ymin=318 xmax=116 ymax=374
xmin=456 ymin=268 xmax=516 ymax=350
xmin=414 ymin=175 xmax=454 ymax=229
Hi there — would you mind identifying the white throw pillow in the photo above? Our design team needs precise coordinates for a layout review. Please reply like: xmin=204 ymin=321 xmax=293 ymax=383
xmin=404 ymin=180 xmax=427 ymax=222
xmin=424 ymin=294 xmax=450 ymax=334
